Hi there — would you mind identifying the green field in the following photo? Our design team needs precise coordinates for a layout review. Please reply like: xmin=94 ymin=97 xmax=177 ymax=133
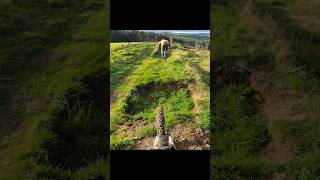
xmin=0 ymin=1 xmax=109 ymax=179
xmin=211 ymin=0 xmax=320 ymax=179
xmin=110 ymin=42 xmax=210 ymax=150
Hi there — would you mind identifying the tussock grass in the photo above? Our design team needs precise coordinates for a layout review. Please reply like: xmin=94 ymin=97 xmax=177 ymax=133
xmin=211 ymin=0 xmax=320 ymax=178
xmin=211 ymin=84 xmax=269 ymax=179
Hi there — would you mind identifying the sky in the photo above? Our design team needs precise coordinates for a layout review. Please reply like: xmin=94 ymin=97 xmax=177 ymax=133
xmin=140 ymin=30 xmax=210 ymax=34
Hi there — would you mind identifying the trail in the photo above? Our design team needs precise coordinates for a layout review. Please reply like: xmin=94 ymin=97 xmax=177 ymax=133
xmin=249 ymin=63 xmax=298 ymax=179
xmin=0 ymin=10 xmax=107 ymax=175
xmin=131 ymin=49 xmax=210 ymax=150
xmin=133 ymin=119 xmax=209 ymax=150
xmin=110 ymin=43 xmax=154 ymax=106
xmin=172 ymin=50 xmax=210 ymax=150
xmin=185 ymin=62 xmax=205 ymax=113
xmin=188 ymin=84 xmax=202 ymax=113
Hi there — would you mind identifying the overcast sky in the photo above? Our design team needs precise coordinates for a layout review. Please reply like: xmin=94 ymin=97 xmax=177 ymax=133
xmin=140 ymin=30 xmax=210 ymax=34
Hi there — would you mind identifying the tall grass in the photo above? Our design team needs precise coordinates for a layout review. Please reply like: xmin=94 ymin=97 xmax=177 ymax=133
xmin=241 ymin=0 xmax=319 ymax=94
xmin=211 ymin=0 xmax=320 ymax=179
xmin=0 ymin=3 xmax=109 ymax=178
xmin=211 ymin=84 xmax=269 ymax=179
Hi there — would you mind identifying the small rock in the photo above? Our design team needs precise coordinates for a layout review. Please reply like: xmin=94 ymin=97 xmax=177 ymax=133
xmin=133 ymin=137 xmax=140 ymax=140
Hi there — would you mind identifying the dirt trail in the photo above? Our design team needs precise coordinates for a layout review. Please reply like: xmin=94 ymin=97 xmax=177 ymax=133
xmin=133 ymin=120 xmax=210 ymax=150
xmin=249 ymin=64 xmax=298 ymax=163
xmin=169 ymin=120 xmax=209 ymax=150
xmin=185 ymin=62 xmax=207 ymax=113
xmin=188 ymin=84 xmax=202 ymax=113
xmin=0 ymin=50 xmax=62 ymax=139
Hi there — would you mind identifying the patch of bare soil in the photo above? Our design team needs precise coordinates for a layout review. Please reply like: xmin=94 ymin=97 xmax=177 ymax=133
xmin=133 ymin=137 xmax=153 ymax=150
xmin=188 ymin=84 xmax=202 ymax=113
xmin=0 ymin=85 xmax=30 ymax=140
xmin=170 ymin=120 xmax=210 ymax=150
xmin=133 ymin=120 xmax=210 ymax=150
xmin=250 ymin=66 xmax=298 ymax=163
xmin=115 ymin=120 xmax=148 ymax=140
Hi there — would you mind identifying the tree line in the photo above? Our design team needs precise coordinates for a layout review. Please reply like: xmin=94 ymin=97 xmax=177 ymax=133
xmin=110 ymin=30 xmax=209 ymax=49
xmin=110 ymin=30 xmax=167 ymax=42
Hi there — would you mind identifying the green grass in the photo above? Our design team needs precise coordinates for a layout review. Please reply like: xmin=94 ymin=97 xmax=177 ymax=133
xmin=211 ymin=4 xmax=264 ymax=63
xmin=211 ymin=84 xmax=269 ymax=179
xmin=0 ymin=0 xmax=105 ymax=104
xmin=110 ymin=41 xmax=210 ymax=150
xmin=283 ymin=94 xmax=320 ymax=179
xmin=248 ymin=0 xmax=320 ymax=78
xmin=110 ymin=42 xmax=142 ymax=51
xmin=211 ymin=0 xmax=320 ymax=179
xmin=110 ymin=42 xmax=155 ymax=93
xmin=0 ymin=2 xmax=109 ymax=179
xmin=110 ymin=45 xmax=192 ymax=130
xmin=128 ymin=88 xmax=194 ymax=125
xmin=136 ymin=125 xmax=157 ymax=138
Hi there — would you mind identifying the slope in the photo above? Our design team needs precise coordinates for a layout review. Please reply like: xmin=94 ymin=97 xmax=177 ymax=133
xmin=0 ymin=1 xmax=109 ymax=179
xmin=110 ymin=42 xmax=210 ymax=150
xmin=211 ymin=0 xmax=320 ymax=179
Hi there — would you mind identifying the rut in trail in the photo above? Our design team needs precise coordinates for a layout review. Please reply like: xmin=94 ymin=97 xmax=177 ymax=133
xmin=249 ymin=64 xmax=298 ymax=163
xmin=185 ymin=62 xmax=206 ymax=113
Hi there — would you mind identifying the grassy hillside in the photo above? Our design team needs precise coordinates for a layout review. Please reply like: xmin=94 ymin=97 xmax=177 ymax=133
xmin=161 ymin=32 xmax=210 ymax=43
xmin=110 ymin=42 xmax=210 ymax=150
xmin=0 ymin=0 xmax=109 ymax=179
xmin=211 ymin=0 xmax=320 ymax=179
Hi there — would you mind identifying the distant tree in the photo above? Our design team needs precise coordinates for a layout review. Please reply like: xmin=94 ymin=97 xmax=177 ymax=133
xmin=110 ymin=30 xmax=163 ymax=42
